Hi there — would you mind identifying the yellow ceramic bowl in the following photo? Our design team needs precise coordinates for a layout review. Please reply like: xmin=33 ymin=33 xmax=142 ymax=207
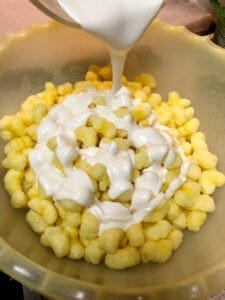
xmin=0 ymin=20 xmax=225 ymax=299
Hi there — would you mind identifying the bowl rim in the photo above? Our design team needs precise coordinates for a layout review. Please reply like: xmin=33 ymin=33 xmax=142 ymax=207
xmin=0 ymin=19 xmax=225 ymax=299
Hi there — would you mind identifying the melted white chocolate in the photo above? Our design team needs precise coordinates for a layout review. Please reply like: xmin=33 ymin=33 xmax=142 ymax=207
xmin=57 ymin=0 xmax=163 ymax=92
xmin=29 ymin=87 xmax=190 ymax=233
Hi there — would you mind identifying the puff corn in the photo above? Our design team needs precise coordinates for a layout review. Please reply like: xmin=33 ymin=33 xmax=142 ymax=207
xmin=0 ymin=64 xmax=224 ymax=270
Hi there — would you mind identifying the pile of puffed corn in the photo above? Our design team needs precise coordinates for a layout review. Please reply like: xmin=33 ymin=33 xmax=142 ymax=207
xmin=0 ymin=64 xmax=224 ymax=270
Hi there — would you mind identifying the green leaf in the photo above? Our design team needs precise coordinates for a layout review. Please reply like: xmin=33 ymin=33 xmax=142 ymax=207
xmin=211 ymin=0 xmax=225 ymax=18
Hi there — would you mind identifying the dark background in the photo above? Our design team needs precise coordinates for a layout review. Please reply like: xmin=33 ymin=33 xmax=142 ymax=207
xmin=0 ymin=272 xmax=42 ymax=300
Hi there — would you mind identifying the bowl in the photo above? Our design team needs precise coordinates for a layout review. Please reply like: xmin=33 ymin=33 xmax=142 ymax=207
xmin=0 ymin=19 xmax=225 ymax=299
xmin=28 ymin=0 xmax=80 ymax=28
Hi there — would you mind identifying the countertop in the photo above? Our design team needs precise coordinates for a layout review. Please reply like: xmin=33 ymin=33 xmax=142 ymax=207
xmin=0 ymin=0 xmax=49 ymax=40
xmin=0 ymin=0 xmax=215 ymax=40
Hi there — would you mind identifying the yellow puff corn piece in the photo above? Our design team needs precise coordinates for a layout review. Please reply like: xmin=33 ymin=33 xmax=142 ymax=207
xmin=74 ymin=81 xmax=92 ymax=93
xmin=0 ymin=130 xmax=14 ymax=142
xmin=92 ymin=95 xmax=107 ymax=106
xmin=190 ymin=132 xmax=208 ymax=151
xmin=85 ymin=71 xmax=100 ymax=81
xmin=58 ymin=222 xmax=79 ymax=239
xmin=187 ymin=161 xmax=202 ymax=181
xmin=134 ymin=90 xmax=148 ymax=102
xmin=114 ymin=138 xmax=131 ymax=151
xmin=0 ymin=115 xmax=14 ymax=131
xmin=84 ymin=238 xmax=105 ymax=264
xmin=2 ymin=152 xmax=28 ymax=171
xmin=89 ymin=163 xmax=107 ymax=181
xmin=192 ymin=149 xmax=217 ymax=170
xmin=126 ymin=224 xmax=145 ymax=247
xmin=57 ymin=199 xmax=83 ymax=212
xmin=189 ymin=195 xmax=215 ymax=213
xmin=144 ymin=220 xmax=172 ymax=241
xmin=98 ymin=228 xmax=124 ymax=253
xmin=10 ymin=117 xmax=26 ymax=137
xmin=33 ymin=103 xmax=48 ymax=124
xmin=99 ymin=65 xmax=112 ymax=80
xmin=180 ymin=139 xmax=192 ymax=156
xmin=135 ymin=73 xmax=156 ymax=89
xmin=105 ymin=246 xmax=140 ymax=270
xmin=171 ymin=211 xmax=187 ymax=229
xmin=132 ymin=103 xmax=151 ymax=122
xmin=167 ymin=153 xmax=182 ymax=170
xmin=98 ymin=175 xmax=110 ymax=192
xmin=181 ymin=118 xmax=200 ymax=136
xmin=117 ymin=189 xmax=133 ymax=202
xmin=69 ymin=240 xmax=84 ymax=260
xmin=146 ymin=93 xmax=162 ymax=108
xmin=153 ymin=103 xmax=172 ymax=125
xmin=4 ymin=169 xmax=24 ymax=194
xmin=26 ymin=124 xmax=37 ymax=141
xmin=168 ymin=229 xmax=183 ymax=250
xmin=135 ymin=145 xmax=150 ymax=170
xmin=164 ymin=170 xmax=179 ymax=188
xmin=26 ymin=199 xmax=58 ymax=233
xmin=199 ymin=170 xmax=225 ymax=195
xmin=114 ymin=107 xmax=131 ymax=118
xmin=141 ymin=239 xmax=173 ymax=264
xmin=166 ymin=201 xmax=181 ymax=221
xmin=171 ymin=105 xmax=187 ymax=126
xmin=4 ymin=136 xmax=34 ymax=154
xmin=88 ymin=115 xmax=117 ymax=138
xmin=116 ymin=129 xmax=128 ymax=139
xmin=144 ymin=202 xmax=169 ymax=223
xmin=184 ymin=107 xmax=195 ymax=120
xmin=126 ymin=81 xmax=142 ymax=92
xmin=61 ymin=210 xmax=82 ymax=228
xmin=167 ymin=92 xmax=191 ymax=108
xmin=79 ymin=210 xmax=99 ymax=240
xmin=41 ymin=226 xmax=70 ymax=257
xmin=26 ymin=210 xmax=49 ymax=234
xmin=27 ymin=185 xmax=48 ymax=200
xmin=88 ymin=64 xmax=101 ymax=74
xmin=75 ymin=126 xmax=98 ymax=148
xmin=173 ymin=181 xmax=201 ymax=209
xmin=186 ymin=211 xmax=207 ymax=231
xmin=11 ymin=190 xmax=28 ymax=208
xmin=45 ymin=82 xmax=57 ymax=94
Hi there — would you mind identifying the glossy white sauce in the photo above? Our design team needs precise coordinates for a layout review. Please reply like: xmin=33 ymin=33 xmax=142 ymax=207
xmin=57 ymin=0 xmax=163 ymax=92
xmin=29 ymin=87 xmax=190 ymax=232
xmin=57 ymin=0 xmax=163 ymax=51
xmin=80 ymin=143 xmax=134 ymax=199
